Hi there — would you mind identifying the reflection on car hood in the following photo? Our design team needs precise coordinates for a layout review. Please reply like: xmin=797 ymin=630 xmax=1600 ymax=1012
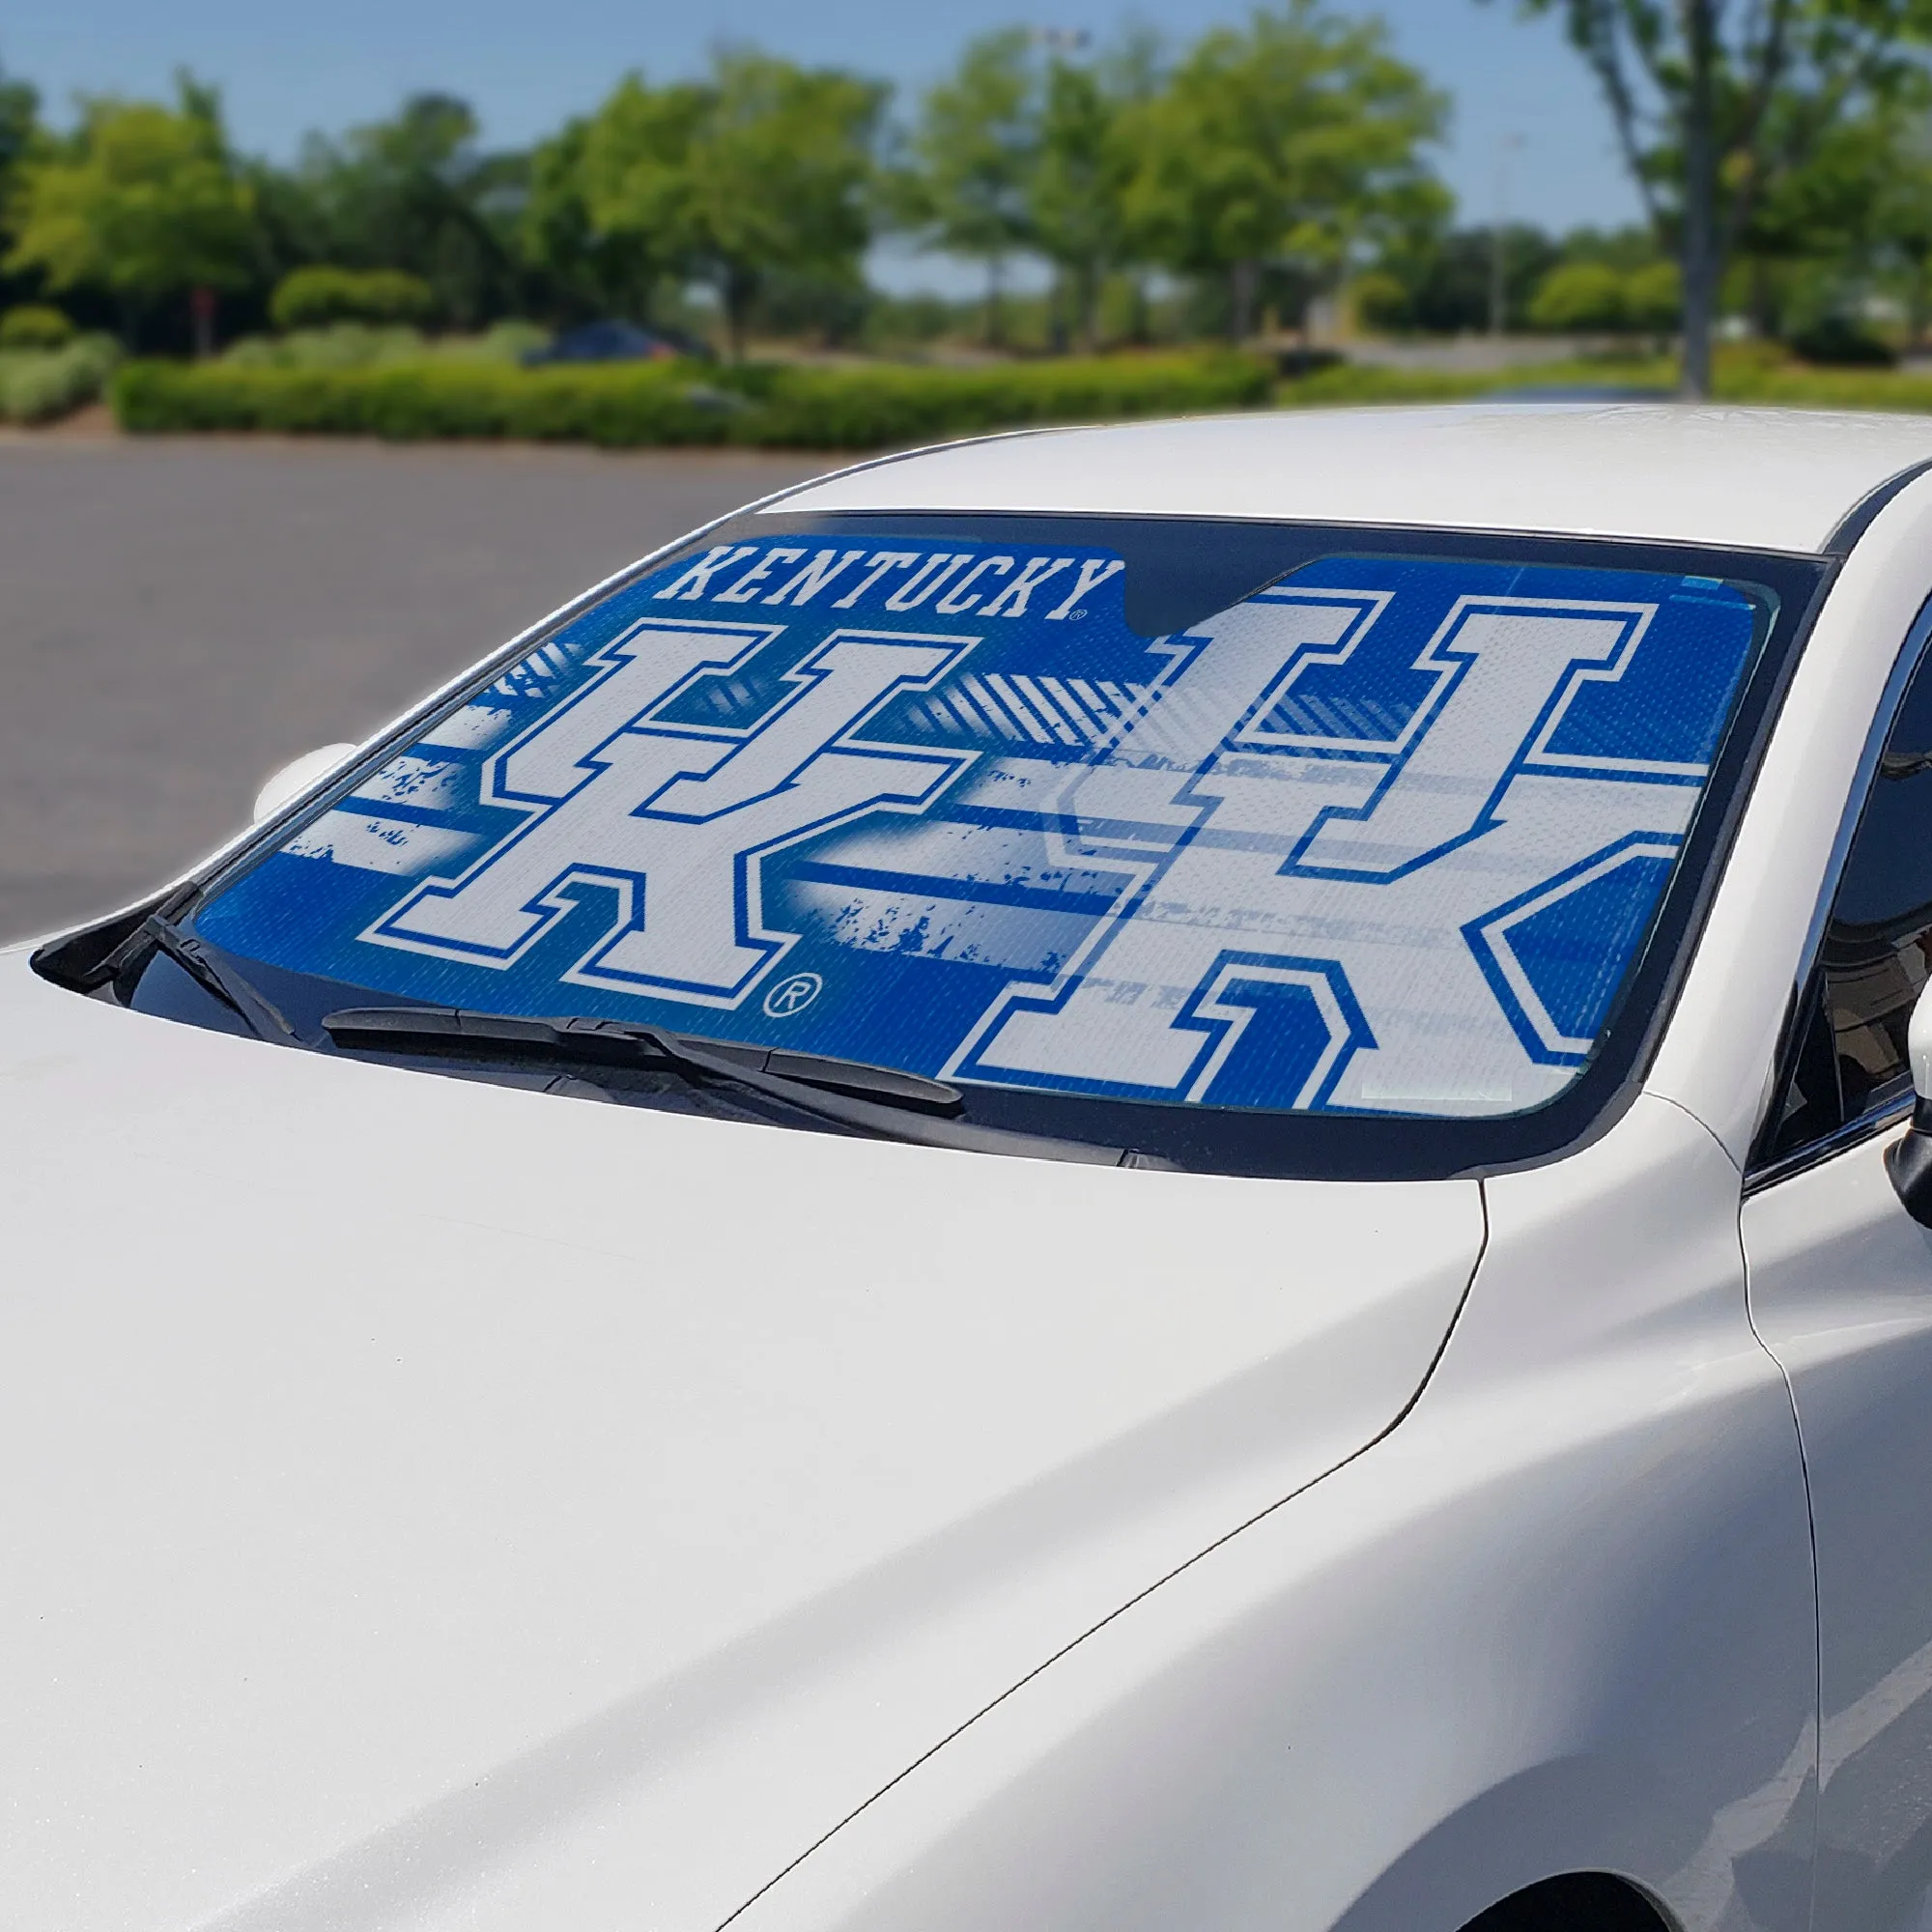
xmin=0 ymin=953 xmax=1483 ymax=1932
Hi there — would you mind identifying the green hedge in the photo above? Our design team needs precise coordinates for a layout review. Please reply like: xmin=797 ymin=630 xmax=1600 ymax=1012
xmin=1718 ymin=363 xmax=1932 ymax=412
xmin=218 ymin=318 xmax=551 ymax=372
xmin=1274 ymin=362 xmax=1493 ymax=408
xmin=109 ymin=350 xmax=1274 ymax=449
xmin=1270 ymin=351 xmax=1932 ymax=412
xmin=270 ymin=267 xmax=435 ymax=332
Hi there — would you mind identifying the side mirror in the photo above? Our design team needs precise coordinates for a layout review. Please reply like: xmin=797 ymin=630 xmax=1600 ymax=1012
xmin=1889 ymin=982 xmax=1932 ymax=1224
xmin=252 ymin=742 xmax=355 ymax=824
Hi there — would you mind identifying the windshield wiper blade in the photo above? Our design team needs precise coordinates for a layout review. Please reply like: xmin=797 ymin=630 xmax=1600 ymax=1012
xmin=139 ymin=916 xmax=298 ymax=1043
xmin=321 ymin=1005 xmax=1166 ymax=1168
xmin=323 ymin=1006 xmax=961 ymax=1107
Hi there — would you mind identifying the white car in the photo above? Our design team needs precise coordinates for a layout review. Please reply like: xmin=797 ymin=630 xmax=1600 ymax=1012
xmin=19 ymin=403 xmax=1932 ymax=1932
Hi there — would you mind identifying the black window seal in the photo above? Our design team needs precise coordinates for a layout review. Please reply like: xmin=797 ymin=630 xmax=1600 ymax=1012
xmin=1825 ymin=458 xmax=1932 ymax=558
xmin=1746 ymin=1085 xmax=1913 ymax=1195
xmin=1744 ymin=588 xmax=1932 ymax=1187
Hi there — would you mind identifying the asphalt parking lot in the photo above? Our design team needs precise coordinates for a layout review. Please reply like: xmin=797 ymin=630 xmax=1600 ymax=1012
xmin=0 ymin=436 xmax=828 ymax=941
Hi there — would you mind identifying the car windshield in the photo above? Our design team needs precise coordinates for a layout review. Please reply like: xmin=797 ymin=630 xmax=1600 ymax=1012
xmin=121 ymin=511 xmax=1822 ymax=1179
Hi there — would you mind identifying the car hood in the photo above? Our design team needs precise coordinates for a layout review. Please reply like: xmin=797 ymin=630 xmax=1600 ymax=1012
xmin=0 ymin=952 xmax=1483 ymax=1932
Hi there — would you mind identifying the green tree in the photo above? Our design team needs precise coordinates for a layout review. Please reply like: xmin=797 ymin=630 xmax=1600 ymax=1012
xmin=582 ymin=53 xmax=884 ymax=358
xmin=1868 ymin=114 xmax=1932 ymax=344
xmin=1502 ymin=0 xmax=1932 ymax=397
xmin=568 ymin=74 xmax=713 ymax=326
xmin=0 ymin=59 xmax=45 ymax=314
xmin=1029 ymin=53 xmax=1134 ymax=351
xmin=1350 ymin=266 xmax=1412 ymax=328
xmin=1377 ymin=223 xmax=1559 ymax=333
xmin=0 ymin=59 xmax=37 ymax=202
xmin=1101 ymin=25 xmax=1170 ymax=344
xmin=522 ymin=106 xmax=675 ymax=324
xmin=1720 ymin=84 xmax=1932 ymax=343
xmin=898 ymin=30 xmax=1037 ymax=345
xmin=1624 ymin=257 xmax=1685 ymax=328
xmin=294 ymin=95 xmax=525 ymax=327
xmin=6 ymin=76 xmax=255 ymax=351
xmin=1528 ymin=258 xmax=1629 ymax=328
xmin=269 ymin=265 xmax=433 ymax=329
xmin=1123 ymin=1 xmax=1446 ymax=341
xmin=691 ymin=52 xmax=885 ymax=357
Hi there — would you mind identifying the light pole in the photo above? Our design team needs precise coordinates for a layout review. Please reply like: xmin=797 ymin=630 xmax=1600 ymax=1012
xmin=1490 ymin=133 xmax=1524 ymax=339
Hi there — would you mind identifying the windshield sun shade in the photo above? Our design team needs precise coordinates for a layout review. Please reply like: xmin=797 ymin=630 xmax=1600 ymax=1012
xmin=169 ymin=513 xmax=1816 ymax=1178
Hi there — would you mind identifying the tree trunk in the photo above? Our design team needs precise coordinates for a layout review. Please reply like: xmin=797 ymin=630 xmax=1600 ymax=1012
xmin=1679 ymin=0 xmax=1719 ymax=400
xmin=1230 ymin=259 xmax=1259 ymax=343
xmin=723 ymin=265 xmax=755 ymax=362
xmin=189 ymin=286 xmax=215 ymax=360
xmin=984 ymin=255 xmax=1006 ymax=349
xmin=1747 ymin=256 xmax=1776 ymax=341
xmin=1077 ymin=264 xmax=1100 ymax=355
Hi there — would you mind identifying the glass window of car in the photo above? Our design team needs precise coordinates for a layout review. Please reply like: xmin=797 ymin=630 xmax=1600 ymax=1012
xmin=72 ymin=514 xmax=1818 ymax=1180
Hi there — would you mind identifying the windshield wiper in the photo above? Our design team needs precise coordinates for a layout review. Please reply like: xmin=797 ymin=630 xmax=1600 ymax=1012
xmin=321 ymin=1005 xmax=1167 ymax=1168
xmin=136 ymin=915 xmax=298 ymax=1043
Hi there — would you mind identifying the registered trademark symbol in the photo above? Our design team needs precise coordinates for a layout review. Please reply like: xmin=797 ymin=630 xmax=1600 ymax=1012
xmin=762 ymin=972 xmax=823 ymax=1018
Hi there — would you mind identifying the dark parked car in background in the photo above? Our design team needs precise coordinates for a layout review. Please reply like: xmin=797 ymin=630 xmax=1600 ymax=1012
xmin=521 ymin=320 xmax=711 ymax=366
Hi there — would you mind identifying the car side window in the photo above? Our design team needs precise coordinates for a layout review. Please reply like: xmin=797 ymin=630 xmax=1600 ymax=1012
xmin=1760 ymin=648 xmax=1932 ymax=1166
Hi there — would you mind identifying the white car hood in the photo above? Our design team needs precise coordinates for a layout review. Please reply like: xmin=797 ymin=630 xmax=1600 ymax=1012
xmin=0 ymin=954 xmax=1483 ymax=1932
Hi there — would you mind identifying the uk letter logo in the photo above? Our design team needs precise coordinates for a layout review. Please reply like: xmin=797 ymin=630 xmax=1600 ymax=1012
xmin=367 ymin=617 xmax=977 ymax=1007
xmin=948 ymin=590 xmax=1684 ymax=1112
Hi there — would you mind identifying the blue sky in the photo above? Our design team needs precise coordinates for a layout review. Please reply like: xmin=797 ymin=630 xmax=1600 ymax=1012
xmin=5 ymin=0 xmax=1644 ymax=286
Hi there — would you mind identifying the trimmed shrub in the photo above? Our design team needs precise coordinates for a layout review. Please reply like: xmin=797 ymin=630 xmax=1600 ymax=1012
xmin=1715 ymin=360 xmax=1932 ymax=409
xmin=1276 ymin=346 xmax=1932 ymax=412
xmin=1350 ymin=270 xmax=1411 ymax=333
xmin=222 ymin=318 xmax=553 ymax=372
xmin=1276 ymin=361 xmax=1491 ymax=408
xmin=1623 ymin=261 xmax=1683 ymax=331
xmin=1527 ymin=262 xmax=1629 ymax=332
xmin=223 ymin=323 xmax=427 ymax=371
xmin=0 ymin=304 xmax=76 ymax=350
xmin=115 ymin=361 xmax=746 ymax=443
xmin=436 ymin=319 xmax=553 ymax=364
xmin=111 ymin=351 xmax=1273 ymax=448
xmin=727 ymin=354 xmax=1271 ymax=446
xmin=1788 ymin=314 xmax=1897 ymax=368
xmin=269 ymin=267 xmax=436 ymax=332
xmin=0 ymin=333 xmax=121 ymax=424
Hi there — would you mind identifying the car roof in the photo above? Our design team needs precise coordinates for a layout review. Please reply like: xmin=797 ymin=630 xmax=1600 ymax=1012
xmin=769 ymin=403 xmax=1932 ymax=555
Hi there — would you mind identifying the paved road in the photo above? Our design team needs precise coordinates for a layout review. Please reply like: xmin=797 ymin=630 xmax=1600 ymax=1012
xmin=0 ymin=437 xmax=828 ymax=941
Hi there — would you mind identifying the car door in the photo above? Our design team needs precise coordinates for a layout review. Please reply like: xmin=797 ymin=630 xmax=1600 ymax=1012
xmin=1742 ymin=625 xmax=1932 ymax=1932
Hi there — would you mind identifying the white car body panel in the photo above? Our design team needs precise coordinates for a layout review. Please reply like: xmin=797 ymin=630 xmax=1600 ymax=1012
xmin=24 ymin=403 xmax=1932 ymax=1930
xmin=1744 ymin=1136 xmax=1932 ymax=1932
xmin=777 ymin=404 xmax=1932 ymax=553
xmin=730 ymin=1098 xmax=1815 ymax=1932
xmin=0 ymin=959 xmax=1479 ymax=1931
